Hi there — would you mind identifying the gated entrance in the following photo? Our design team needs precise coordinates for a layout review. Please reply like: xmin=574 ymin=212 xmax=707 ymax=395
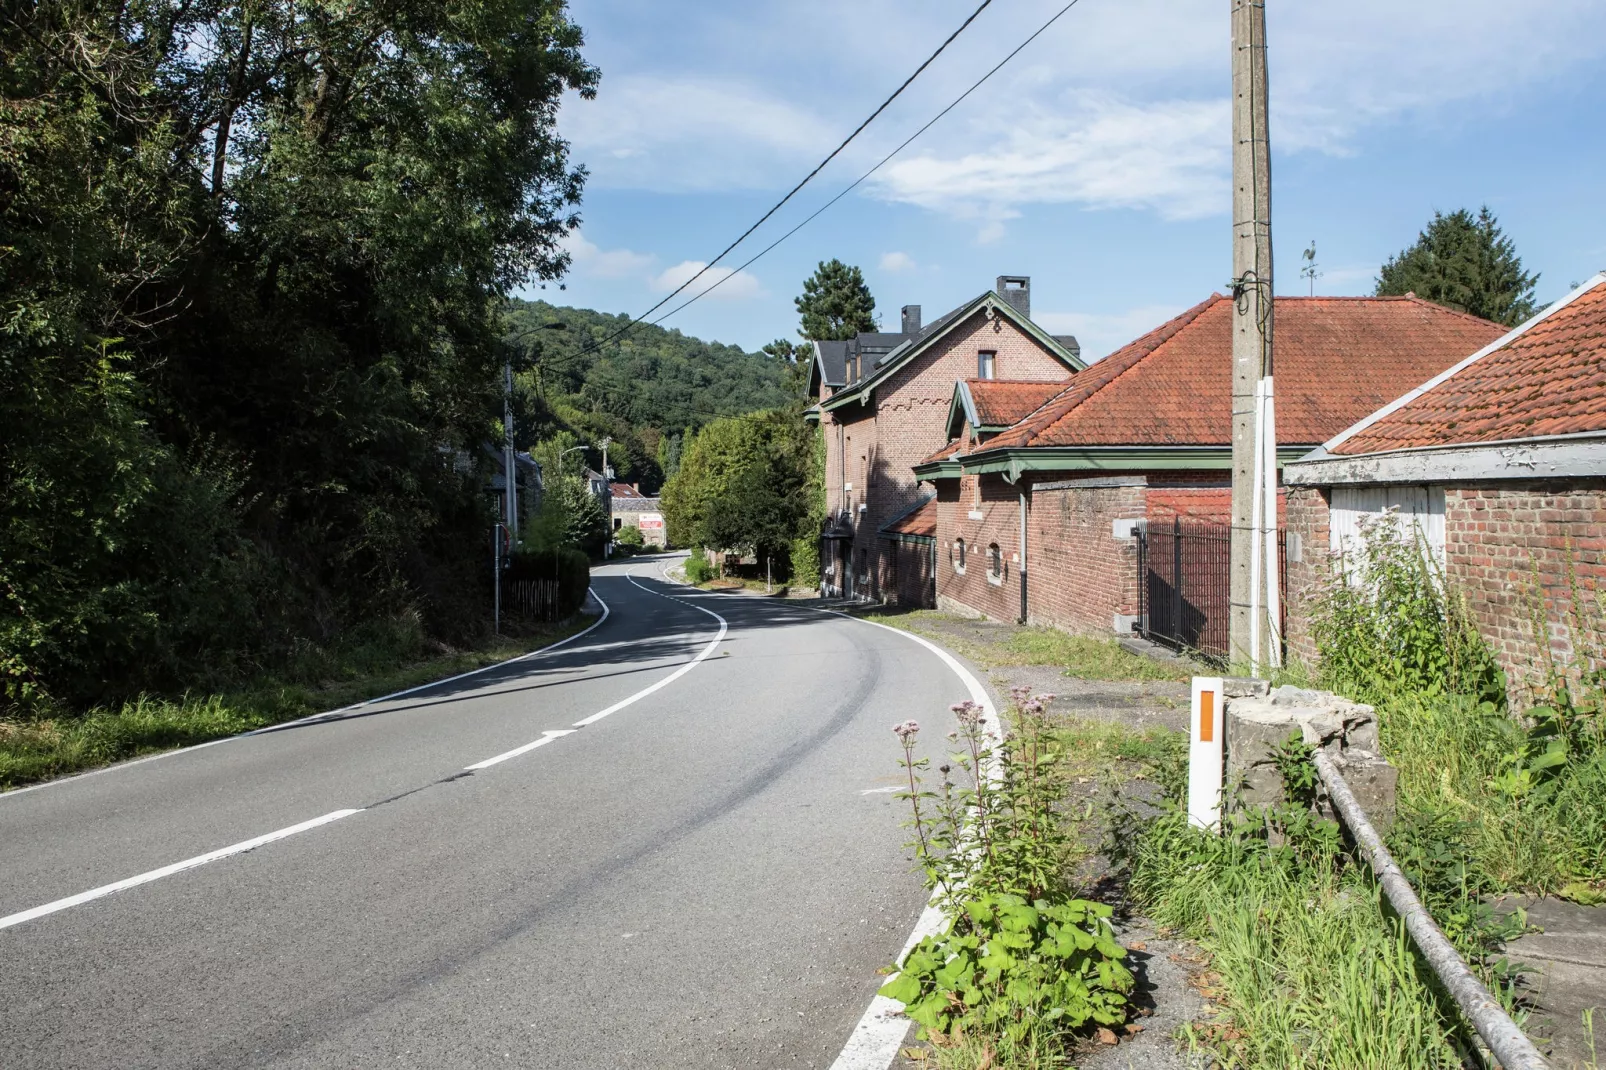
xmin=1136 ymin=516 xmax=1286 ymax=661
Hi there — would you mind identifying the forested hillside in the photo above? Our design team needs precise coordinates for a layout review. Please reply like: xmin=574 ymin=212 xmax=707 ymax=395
xmin=504 ymin=301 xmax=793 ymax=492
xmin=0 ymin=3 xmax=596 ymax=713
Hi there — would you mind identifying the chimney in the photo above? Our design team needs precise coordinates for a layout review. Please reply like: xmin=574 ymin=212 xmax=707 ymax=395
xmin=995 ymin=276 xmax=1030 ymax=319
xmin=901 ymin=304 xmax=922 ymax=335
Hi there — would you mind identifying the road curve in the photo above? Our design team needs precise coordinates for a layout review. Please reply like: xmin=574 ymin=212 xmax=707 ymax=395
xmin=0 ymin=556 xmax=972 ymax=1069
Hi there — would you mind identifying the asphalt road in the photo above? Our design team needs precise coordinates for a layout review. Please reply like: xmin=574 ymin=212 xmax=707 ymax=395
xmin=0 ymin=557 xmax=972 ymax=1069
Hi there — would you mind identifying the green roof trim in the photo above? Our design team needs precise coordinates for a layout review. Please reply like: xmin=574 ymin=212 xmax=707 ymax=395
xmin=912 ymin=459 xmax=965 ymax=481
xmin=957 ymin=445 xmax=1318 ymax=482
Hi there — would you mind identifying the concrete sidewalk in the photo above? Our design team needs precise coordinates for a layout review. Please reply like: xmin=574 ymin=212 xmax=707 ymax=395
xmin=1506 ymin=898 xmax=1606 ymax=1068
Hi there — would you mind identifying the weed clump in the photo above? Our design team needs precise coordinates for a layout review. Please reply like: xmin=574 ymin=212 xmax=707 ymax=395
xmin=880 ymin=689 xmax=1133 ymax=1066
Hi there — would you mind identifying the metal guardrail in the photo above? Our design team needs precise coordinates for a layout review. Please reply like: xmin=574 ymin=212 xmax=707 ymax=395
xmin=1312 ymin=751 xmax=1551 ymax=1070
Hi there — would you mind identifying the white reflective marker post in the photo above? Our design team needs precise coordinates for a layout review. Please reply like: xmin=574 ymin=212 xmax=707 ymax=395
xmin=1189 ymin=676 xmax=1225 ymax=829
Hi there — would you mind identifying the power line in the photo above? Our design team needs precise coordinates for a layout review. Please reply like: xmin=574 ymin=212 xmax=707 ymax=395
xmin=568 ymin=0 xmax=997 ymax=359
xmin=650 ymin=0 xmax=1088 ymax=324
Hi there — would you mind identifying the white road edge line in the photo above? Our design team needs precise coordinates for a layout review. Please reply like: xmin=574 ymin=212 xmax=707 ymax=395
xmin=0 ymin=589 xmax=613 ymax=802
xmin=0 ymin=809 xmax=362 ymax=932
xmin=820 ymin=610 xmax=1002 ymax=1070
xmin=459 ymin=564 xmax=728 ymax=768
xmin=572 ymin=568 xmax=727 ymax=727
xmin=651 ymin=555 xmax=998 ymax=1070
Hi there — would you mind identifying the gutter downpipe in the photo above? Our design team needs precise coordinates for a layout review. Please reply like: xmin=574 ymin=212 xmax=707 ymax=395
xmin=1313 ymin=752 xmax=1550 ymax=1070
xmin=1018 ymin=487 xmax=1029 ymax=624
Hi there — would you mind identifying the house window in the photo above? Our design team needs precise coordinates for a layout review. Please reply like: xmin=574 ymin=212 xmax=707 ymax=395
xmin=978 ymin=351 xmax=997 ymax=379
xmin=987 ymin=543 xmax=1004 ymax=585
xmin=857 ymin=548 xmax=868 ymax=579
xmin=954 ymin=538 xmax=967 ymax=574
xmin=613 ymin=518 xmax=623 ymax=530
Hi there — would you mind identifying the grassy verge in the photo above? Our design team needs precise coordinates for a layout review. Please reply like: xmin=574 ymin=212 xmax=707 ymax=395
xmin=856 ymin=609 xmax=1193 ymax=682
xmin=0 ymin=614 xmax=597 ymax=790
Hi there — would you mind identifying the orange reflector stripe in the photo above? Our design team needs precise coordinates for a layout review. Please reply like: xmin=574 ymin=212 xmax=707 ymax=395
xmin=1199 ymin=690 xmax=1214 ymax=743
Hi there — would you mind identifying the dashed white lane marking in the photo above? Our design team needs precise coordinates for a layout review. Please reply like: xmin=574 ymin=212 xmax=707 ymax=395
xmin=0 ymin=809 xmax=362 ymax=932
xmin=1 ymin=566 xmax=715 ymax=931
xmin=465 ymin=730 xmax=578 ymax=771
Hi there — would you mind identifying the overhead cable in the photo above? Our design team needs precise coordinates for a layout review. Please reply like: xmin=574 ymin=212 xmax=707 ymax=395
xmin=650 ymin=0 xmax=1088 ymax=323
xmin=568 ymin=0 xmax=997 ymax=358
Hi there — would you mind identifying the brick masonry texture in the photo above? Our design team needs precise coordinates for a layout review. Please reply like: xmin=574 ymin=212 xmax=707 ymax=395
xmin=891 ymin=541 xmax=937 ymax=607
xmin=1282 ymin=480 xmax=1606 ymax=691
xmin=1027 ymin=479 xmax=1147 ymax=635
xmin=820 ymin=309 xmax=1071 ymax=600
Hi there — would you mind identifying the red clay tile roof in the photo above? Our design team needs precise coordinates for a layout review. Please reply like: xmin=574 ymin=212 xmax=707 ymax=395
xmin=880 ymin=497 xmax=938 ymax=539
xmin=609 ymin=482 xmax=647 ymax=498
xmin=920 ymin=439 xmax=964 ymax=465
xmin=966 ymin=379 xmax=1068 ymax=427
xmin=1332 ymin=279 xmax=1606 ymax=455
xmin=976 ymin=295 xmax=1505 ymax=453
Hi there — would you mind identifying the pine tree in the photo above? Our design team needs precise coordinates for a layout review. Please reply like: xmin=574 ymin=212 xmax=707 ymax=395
xmin=796 ymin=260 xmax=877 ymax=341
xmin=1376 ymin=207 xmax=1539 ymax=326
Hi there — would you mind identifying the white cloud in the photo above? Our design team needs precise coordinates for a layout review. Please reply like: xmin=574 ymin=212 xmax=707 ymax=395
xmin=651 ymin=260 xmax=765 ymax=301
xmin=561 ymin=232 xmax=655 ymax=279
xmin=879 ymin=251 xmax=917 ymax=273
xmin=1036 ymin=304 xmax=1190 ymax=364
xmin=868 ymin=94 xmax=1229 ymax=229
xmin=561 ymin=75 xmax=837 ymax=191
xmin=559 ymin=0 xmax=1606 ymax=225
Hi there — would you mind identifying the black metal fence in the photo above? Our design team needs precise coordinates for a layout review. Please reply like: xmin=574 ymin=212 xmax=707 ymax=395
xmin=1136 ymin=517 xmax=1286 ymax=661
xmin=501 ymin=577 xmax=564 ymax=621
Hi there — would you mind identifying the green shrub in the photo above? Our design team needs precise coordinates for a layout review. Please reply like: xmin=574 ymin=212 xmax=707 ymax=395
xmin=684 ymin=548 xmax=715 ymax=584
xmin=880 ymin=690 xmax=1132 ymax=1060
xmin=614 ymin=524 xmax=644 ymax=547
xmin=789 ymin=535 xmax=820 ymax=588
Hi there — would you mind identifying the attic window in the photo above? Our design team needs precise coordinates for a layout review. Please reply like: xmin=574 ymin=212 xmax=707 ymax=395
xmin=978 ymin=351 xmax=996 ymax=379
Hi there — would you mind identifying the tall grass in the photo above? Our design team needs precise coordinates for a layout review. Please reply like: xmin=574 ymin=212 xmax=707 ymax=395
xmin=0 ymin=614 xmax=595 ymax=789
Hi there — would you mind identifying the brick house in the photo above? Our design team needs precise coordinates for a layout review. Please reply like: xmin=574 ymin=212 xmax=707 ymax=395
xmin=1283 ymin=273 xmax=1606 ymax=689
xmin=808 ymin=276 xmax=1084 ymax=599
xmin=914 ymin=294 xmax=1505 ymax=644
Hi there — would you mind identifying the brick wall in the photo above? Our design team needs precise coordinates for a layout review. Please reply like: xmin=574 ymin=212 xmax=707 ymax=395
xmin=932 ymin=473 xmax=1150 ymax=635
xmin=888 ymin=539 xmax=937 ymax=607
xmin=1445 ymin=482 xmax=1606 ymax=694
xmin=1281 ymin=479 xmax=1606 ymax=692
xmin=824 ymin=307 xmax=1071 ymax=600
xmin=1027 ymin=478 xmax=1147 ymax=635
xmin=1283 ymin=486 xmax=1331 ymax=666
xmin=936 ymin=473 xmax=1027 ymax=620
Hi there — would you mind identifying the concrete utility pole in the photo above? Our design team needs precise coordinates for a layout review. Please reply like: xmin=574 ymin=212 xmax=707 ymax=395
xmin=1229 ymin=0 xmax=1275 ymax=669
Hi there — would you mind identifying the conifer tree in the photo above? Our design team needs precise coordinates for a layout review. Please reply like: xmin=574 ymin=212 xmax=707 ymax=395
xmin=796 ymin=260 xmax=877 ymax=341
xmin=1376 ymin=207 xmax=1539 ymax=326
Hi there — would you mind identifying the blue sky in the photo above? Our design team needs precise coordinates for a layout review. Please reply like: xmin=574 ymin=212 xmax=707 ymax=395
xmin=529 ymin=0 xmax=1606 ymax=361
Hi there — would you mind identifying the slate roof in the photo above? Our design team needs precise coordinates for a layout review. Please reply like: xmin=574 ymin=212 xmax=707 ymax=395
xmin=966 ymin=379 xmax=1068 ymax=428
xmin=879 ymin=496 xmax=938 ymax=540
xmin=974 ymin=295 xmax=1505 ymax=453
xmin=1328 ymin=277 xmax=1606 ymax=455
xmin=814 ymin=340 xmax=850 ymax=388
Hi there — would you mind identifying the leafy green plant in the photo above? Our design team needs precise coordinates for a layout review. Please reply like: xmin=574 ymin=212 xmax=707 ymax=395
xmin=881 ymin=690 xmax=1132 ymax=1060
xmin=683 ymin=549 xmax=715 ymax=584
xmin=880 ymin=894 xmax=1132 ymax=1050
